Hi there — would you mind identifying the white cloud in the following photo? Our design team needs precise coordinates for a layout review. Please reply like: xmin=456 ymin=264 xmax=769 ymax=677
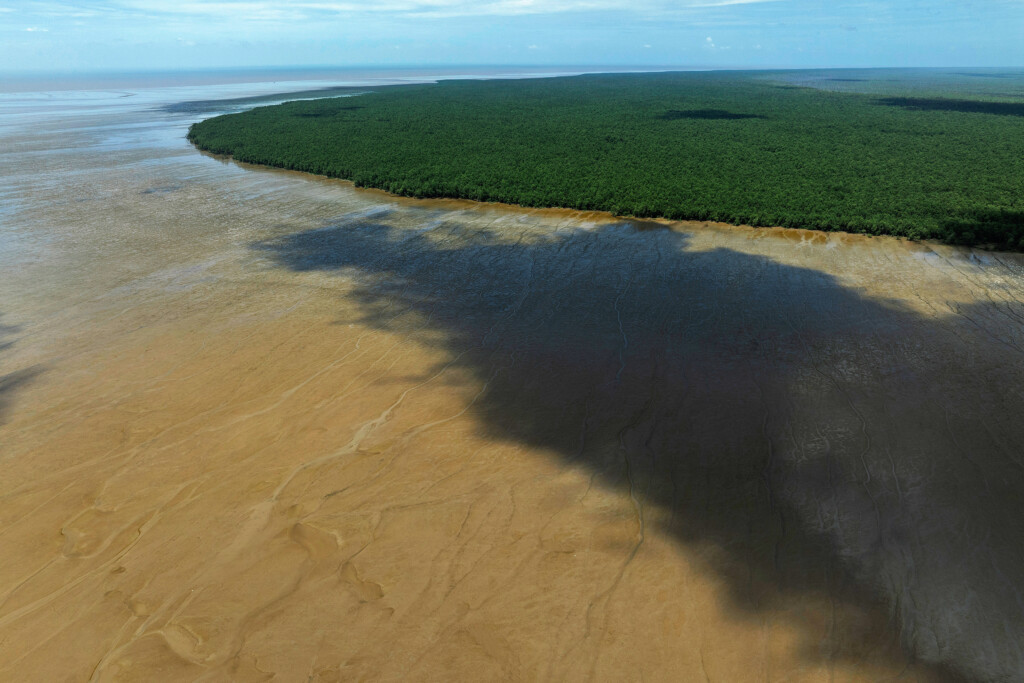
xmin=102 ymin=0 xmax=785 ymax=21
xmin=25 ymin=26 xmax=49 ymax=31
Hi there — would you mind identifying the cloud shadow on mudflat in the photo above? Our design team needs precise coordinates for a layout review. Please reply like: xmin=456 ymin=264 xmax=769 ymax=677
xmin=254 ymin=215 xmax=1024 ymax=681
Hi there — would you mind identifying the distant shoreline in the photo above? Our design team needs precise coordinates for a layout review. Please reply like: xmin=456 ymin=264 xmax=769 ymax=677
xmin=193 ymin=143 xmax=933 ymax=253
xmin=0 ymin=65 xmax=681 ymax=95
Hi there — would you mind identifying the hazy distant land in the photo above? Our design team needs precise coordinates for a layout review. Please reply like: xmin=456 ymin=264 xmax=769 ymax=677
xmin=189 ymin=69 xmax=1024 ymax=249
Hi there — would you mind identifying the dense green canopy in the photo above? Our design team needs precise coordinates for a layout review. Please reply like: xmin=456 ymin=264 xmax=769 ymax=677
xmin=188 ymin=71 xmax=1024 ymax=248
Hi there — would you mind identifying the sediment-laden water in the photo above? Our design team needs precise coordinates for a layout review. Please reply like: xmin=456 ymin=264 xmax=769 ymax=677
xmin=2 ymin=75 xmax=1024 ymax=681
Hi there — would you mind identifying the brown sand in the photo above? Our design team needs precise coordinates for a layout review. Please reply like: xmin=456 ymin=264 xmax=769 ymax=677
xmin=2 ymin=88 xmax=1024 ymax=682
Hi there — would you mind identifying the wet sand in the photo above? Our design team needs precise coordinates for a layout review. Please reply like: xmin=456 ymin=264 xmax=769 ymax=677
xmin=3 ymin=82 xmax=1024 ymax=681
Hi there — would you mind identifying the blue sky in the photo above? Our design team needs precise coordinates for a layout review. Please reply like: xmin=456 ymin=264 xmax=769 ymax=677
xmin=1 ymin=0 xmax=1022 ymax=73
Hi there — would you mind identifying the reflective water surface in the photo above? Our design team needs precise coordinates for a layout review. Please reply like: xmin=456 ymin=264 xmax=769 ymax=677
xmin=2 ymin=76 xmax=1024 ymax=681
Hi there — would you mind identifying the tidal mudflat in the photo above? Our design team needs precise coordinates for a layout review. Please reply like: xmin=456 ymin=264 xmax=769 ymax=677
xmin=3 ymin=80 xmax=1024 ymax=681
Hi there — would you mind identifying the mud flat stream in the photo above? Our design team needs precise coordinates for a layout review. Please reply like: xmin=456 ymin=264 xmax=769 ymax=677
xmin=2 ymin=81 xmax=1024 ymax=681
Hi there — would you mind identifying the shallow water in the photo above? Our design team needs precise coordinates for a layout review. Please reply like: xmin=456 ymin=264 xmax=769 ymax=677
xmin=3 ymin=73 xmax=1024 ymax=681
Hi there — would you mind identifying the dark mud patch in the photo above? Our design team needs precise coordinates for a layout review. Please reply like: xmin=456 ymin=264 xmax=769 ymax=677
xmin=0 ymin=317 xmax=42 ymax=426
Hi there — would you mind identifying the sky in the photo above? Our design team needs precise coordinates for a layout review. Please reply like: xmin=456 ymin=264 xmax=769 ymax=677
xmin=1 ymin=0 xmax=1023 ymax=73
